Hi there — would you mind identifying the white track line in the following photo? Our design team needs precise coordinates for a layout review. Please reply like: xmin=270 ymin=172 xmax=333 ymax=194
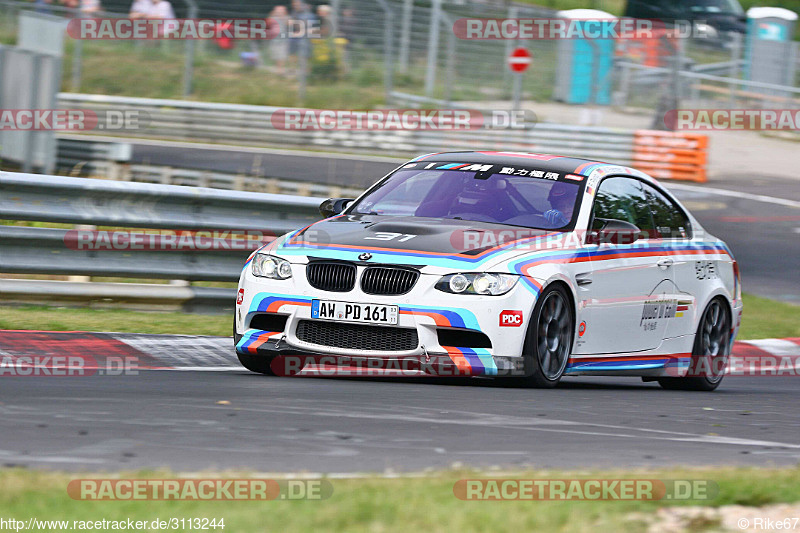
xmin=668 ymin=183 xmax=800 ymax=209
xmin=741 ymin=339 xmax=800 ymax=356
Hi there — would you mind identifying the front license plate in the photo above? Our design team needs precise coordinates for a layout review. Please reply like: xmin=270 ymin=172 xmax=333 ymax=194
xmin=311 ymin=300 xmax=398 ymax=325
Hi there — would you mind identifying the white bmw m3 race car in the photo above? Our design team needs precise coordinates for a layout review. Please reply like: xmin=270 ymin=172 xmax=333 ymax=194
xmin=234 ymin=151 xmax=742 ymax=390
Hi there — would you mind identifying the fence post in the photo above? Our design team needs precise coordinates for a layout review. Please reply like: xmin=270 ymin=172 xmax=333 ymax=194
xmin=376 ymin=0 xmax=395 ymax=103
xmin=440 ymin=12 xmax=455 ymax=104
xmin=504 ymin=5 xmax=518 ymax=84
xmin=71 ymin=38 xmax=82 ymax=91
xmin=618 ymin=61 xmax=631 ymax=107
xmin=424 ymin=0 xmax=442 ymax=98
xmin=728 ymin=31 xmax=741 ymax=109
xmin=22 ymin=52 xmax=41 ymax=174
xmin=398 ymin=0 xmax=413 ymax=73
xmin=182 ymin=0 xmax=198 ymax=98
xmin=788 ymin=41 xmax=798 ymax=107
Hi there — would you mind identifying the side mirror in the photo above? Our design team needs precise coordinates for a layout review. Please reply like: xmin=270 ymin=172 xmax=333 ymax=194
xmin=319 ymin=198 xmax=354 ymax=218
xmin=586 ymin=219 xmax=643 ymax=245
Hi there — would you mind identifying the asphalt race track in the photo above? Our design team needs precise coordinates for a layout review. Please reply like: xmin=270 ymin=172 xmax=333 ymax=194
xmin=668 ymin=179 xmax=800 ymax=305
xmin=1 ymin=371 xmax=799 ymax=472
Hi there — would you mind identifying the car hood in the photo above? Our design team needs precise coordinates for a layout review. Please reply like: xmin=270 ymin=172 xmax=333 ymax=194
xmin=273 ymin=214 xmax=554 ymax=272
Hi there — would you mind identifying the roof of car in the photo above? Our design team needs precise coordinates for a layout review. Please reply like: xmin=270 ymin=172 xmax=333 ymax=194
xmin=409 ymin=151 xmax=614 ymax=177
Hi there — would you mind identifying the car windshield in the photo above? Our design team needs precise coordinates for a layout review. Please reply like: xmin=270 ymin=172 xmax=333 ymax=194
xmin=688 ymin=0 xmax=744 ymax=14
xmin=349 ymin=167 xmax=583 ymax=230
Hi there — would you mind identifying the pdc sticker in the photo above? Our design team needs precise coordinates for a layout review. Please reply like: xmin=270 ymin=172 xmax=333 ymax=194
xmin=499 ymin=310 xmax=524 ymax=327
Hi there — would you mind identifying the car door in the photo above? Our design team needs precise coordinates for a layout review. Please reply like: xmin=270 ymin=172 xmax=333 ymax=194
xmin=576 ymin=176 xmax=673 ymax=354
xmin=642 ymin=182 xmax=697 ymax=340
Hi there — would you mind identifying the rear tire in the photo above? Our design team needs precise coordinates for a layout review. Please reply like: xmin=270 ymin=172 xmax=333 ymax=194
xmin=513 ymin=284 xmax=574 ymax=388
xmin=657 ymin=297 xmax=731 ymax=391
xmin=234 ymin=317 xmax=276 ymax=375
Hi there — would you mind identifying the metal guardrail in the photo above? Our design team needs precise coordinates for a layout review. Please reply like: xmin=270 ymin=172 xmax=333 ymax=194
xmin=617 ymin=61 xmax=800 ymax=109
xmin=55 ymin=93 xmax=709 ymax=181
xmin=125 ymin=164 xmax=364 ymax=198
xmin=0 ymin=172 xmax=327 ymax=310
xmin=0 ymin=172 xmax=322 ymax=231
xmin=56 ymin=137 xmax=132 ymax=178
xmin=58 ymin=92 xmax=638 ymax=165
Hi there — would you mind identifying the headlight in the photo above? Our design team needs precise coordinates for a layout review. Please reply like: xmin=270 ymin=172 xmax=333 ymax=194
xmin=435 ymin=273 xmax=518 ymax=295
xmin=251 ymin=253 xmax=293 ymax=279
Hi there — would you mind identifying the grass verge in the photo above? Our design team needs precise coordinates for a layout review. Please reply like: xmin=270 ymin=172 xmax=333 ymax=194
xmin=0 ymin=306 xmax=231 ymax=336
xmin=0 ymin=466 xmax=799 ymax=533
xmin=737 ymin=293 xmax=800 ymax=340
xmin=0 ymin=293 xmax=797 ymax=340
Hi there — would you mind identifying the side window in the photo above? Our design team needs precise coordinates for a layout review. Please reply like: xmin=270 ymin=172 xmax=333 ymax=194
xmin=642 ymin=183 xmax=692 ymax=239
xmin=592 ymin=177 xmax=655 ymax=235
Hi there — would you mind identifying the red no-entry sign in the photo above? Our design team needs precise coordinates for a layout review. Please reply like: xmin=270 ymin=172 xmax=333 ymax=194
xmin=508 ymin=47 xmax=532 ymax=73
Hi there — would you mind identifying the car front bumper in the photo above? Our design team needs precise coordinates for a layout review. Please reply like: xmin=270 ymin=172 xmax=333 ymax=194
xmin=235 ymin=265 xmax=538 ymax=377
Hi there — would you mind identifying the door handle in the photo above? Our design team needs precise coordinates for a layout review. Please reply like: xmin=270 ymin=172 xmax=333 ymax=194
xmin=657 ymin=258 xmax=674 ymax=269
xmin=575 ymin=273 xmax=593 ymax=286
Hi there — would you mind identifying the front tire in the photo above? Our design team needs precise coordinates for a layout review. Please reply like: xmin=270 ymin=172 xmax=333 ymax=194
xmin=657 ymin=297 xmax=731 ymax=391
xmin=514 ymin=284 xmax=574 ymax=388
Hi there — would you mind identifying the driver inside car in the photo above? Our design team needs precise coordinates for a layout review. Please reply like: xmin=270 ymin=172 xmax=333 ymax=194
xmin=543 ymin=182 xmax=574 ymax=228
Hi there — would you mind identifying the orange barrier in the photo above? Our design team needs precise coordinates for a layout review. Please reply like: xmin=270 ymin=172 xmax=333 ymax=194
xmin=615 ymin=29 xmax=677 ymax=68
xmin=632 ymin=130 xmax=708 ymax=182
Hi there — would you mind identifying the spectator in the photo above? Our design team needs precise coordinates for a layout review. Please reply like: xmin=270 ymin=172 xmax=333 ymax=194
xmin=289 ymin=0 xmax=316 ymax=72
xmin=129 ymin=0 xmax=174 ymax=20
xmin=129 ymin=0 xmax=149 ymax=19
xmin=268 ymin=5 xmax=290 ymax=75
xmin=60 ymin=0 xmax=78 ymax=12
xmin=146 ymin=0 xmax=174 ymax=19
xmin=34 ymin=0 xmax=53 ymax=14
xmin=316 ymin=4 xmax=332 ymax=38
xmin=80 ymin=0 xmax=101 ymax=14
xmin=340 ymin=7 xmax=355 ymax=42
